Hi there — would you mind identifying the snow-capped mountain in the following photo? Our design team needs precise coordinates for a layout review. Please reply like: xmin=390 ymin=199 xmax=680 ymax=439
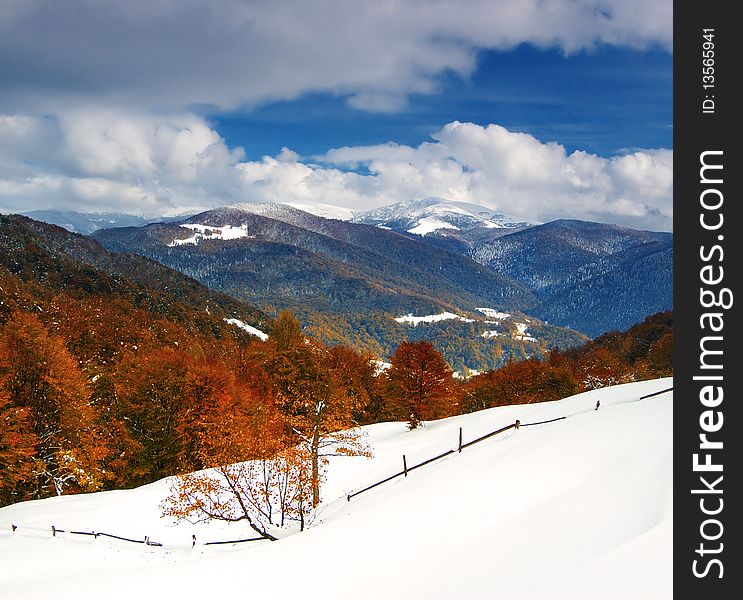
xmin=354 ymin=197 xmax=533 ymax=237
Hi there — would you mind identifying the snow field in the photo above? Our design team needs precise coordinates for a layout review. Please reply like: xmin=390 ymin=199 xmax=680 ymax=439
xmin=0 ymin=378 xmax=672 ymax=599
xmin=167 ymin=223 xmax=252 ymax=246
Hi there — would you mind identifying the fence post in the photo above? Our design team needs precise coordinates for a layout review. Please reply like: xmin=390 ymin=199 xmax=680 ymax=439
xmin=403 ymin=454 xmax=408 ymax=477
xmin=192 ymin=534 xmax=196 ymax=549
xmin=515 ymin=419 xmax=520 ymax=430
xmin=52 ymin=525 xmax=56 ymax=537
xmin=458 ymin=427 xmax=463 ymax=452
xmin=11 ymin=524 xmax=17 ymax=533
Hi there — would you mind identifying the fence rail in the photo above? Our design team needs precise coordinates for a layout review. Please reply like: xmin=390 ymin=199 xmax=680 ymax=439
xmin=639 ymin=386 xmax=673 ymax=400
xmin=519 ymin=416 xmax=567 ymax=428
xmin=347 ymin=421 xmax=519 ymax=501
xmin=7 ymin=523 xmax=267 ymax=549
xmin=203 ymin=537 xmax=266 ymax=546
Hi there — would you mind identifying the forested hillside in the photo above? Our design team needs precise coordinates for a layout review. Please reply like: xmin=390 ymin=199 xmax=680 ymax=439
xmin=90 ymin=206 xmax=588 ymax=369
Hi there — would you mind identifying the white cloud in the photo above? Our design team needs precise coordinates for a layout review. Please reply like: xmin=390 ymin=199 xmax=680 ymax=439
xmin=0 ymin=112 xmax=672 ymax=230
xmin=0 ymin=2 xmax=672 ymax=229
xmin=0 ymin=1 xmax=671 ymax=114
xmin=318 ymin=122 xmax=672 ymax=229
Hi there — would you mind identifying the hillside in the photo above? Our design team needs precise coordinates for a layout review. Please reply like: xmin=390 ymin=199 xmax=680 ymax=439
xmin=0 ymin=379 xmax=673 ymax=600
xmin=91 ymin=206 xmax=588 ymax=369
xmin=470 ymin=219 xmax=673 ymax=336
xmin=0 ymin=214 xmax=267 ymax=333
xmin=25 ymin=206 xmax=673 ymax=341
xmin=92 ymin=205 xmax=536 ymax=312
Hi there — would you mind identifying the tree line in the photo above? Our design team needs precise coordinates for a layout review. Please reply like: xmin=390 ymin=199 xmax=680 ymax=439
xmin=0 ymin=278 xmax=671 ymax=531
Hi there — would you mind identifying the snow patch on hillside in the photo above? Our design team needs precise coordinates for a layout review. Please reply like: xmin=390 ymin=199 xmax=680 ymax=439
xmin=394 ymin=312 xmax=474 ymax=325
xmin=168 ymin=223 xmax=252 ymax=246
xmin=286 ymin=202 xmax=358 ymax=221
xmin=224 ymin=318 xmax=268 ymax=341
xmin=514 ymin=322 xmax=536 ymax=342
xmin=372 ymin=360 xmax=392 ymax=375
xmin=476 ymin=307 xmax=511 ymax=320
xmin=408 ymin=217 xmax=459 ymax=235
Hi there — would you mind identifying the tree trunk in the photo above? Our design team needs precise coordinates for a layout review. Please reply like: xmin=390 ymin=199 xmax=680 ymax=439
xmin=311 ymin=428 xmax=320 ymax=507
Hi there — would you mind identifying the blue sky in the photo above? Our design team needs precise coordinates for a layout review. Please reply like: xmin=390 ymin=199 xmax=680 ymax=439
xmin=215 ymin=45 xmax=672 ymax=161
xmin=0 ymin=1 xmax=673 ymax=230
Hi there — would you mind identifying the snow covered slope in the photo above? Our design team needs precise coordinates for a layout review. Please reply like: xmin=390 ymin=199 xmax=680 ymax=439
xmin=0 ymin=379 xmax=672 ymax=600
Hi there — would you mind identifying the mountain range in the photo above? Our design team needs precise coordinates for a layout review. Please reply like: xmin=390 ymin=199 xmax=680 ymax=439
xmin=468 ymin=219 xmax=673 ymax=337
xmin=7 ymin=199 xmax=672 ymax=369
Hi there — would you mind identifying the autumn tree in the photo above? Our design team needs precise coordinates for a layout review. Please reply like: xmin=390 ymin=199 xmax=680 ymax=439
xmin=384 ymin=341 xmax=454 ymax=429
xmin=460 ymin=355 xmax=577 ymax=413
xmin=262 ymin=311 xmax=372 ymax=507
xmin=0 ymin=310 xmax=107 ymax=499
xmin=113 ymin=347 xmax=191 ymax=482
xmin=163 ymin=376 xmax=313 ymax=539
xmin=575 ymin=347 xmax=626 ymax=390
xmin=0 ymin=359 xmax=37 ymax=506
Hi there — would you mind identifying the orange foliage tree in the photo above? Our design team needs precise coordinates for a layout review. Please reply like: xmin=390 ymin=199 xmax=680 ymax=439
xmin=461 ymin=354 xmax=578 ymax=412
xmin=0 ymin=310 xmax=108 ymax=500
xmin=162 ymin=376 xmax=313 ymax=539
xmin=0 ymin=363 xmax=37 ymax=506
xmin=261 ymin=311 xmax=373 ymax=507
xmin=383 ymin=340 xmax=454 ymax=429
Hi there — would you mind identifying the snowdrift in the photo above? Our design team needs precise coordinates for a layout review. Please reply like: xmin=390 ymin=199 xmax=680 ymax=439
xmin=0 ymin=378 xmax=672 ymax=599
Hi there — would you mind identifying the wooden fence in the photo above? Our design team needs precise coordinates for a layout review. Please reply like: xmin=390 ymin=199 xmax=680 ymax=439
xmin=7 ymin=386 xmax=673 ymax=546
xmin=346 ymin=385 xmax=673 ymax=502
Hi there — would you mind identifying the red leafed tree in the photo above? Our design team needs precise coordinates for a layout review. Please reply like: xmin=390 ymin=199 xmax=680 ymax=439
xmin=384 ymin=340 xmax=454 ymax=429
xmin=113 ymin=347 xmax=187 ymax=482
xmin=0 ymin=310 xmax=108 ymax=500
xmin=575 ymin=347 xmax=626 ymax=390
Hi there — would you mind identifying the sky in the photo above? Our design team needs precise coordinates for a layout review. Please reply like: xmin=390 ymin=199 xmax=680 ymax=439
xmin=0 ymin=0 xmax=673 ymax=231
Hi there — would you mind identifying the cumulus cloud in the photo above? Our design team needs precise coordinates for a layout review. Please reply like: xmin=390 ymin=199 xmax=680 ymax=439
xmin=319 ymin=122 xmax=672 ymax=229
xmin=1 ymin=0 xmax=671 ymax=113
xmin=0 ymin=112 xmax=672 ymax=230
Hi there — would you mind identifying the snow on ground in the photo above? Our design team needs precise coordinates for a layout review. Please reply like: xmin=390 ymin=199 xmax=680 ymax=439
xmin=452 ymin=368 xmax=481 ymax=379
xmin=167 ymin=223 xmax=252 ymax=246
xmin=394 ymin=312 xmax=475 ymax=325
xmin=0 ymin=379 xmax=672 ymax=599
xmin=408 ymin=216 xmax=460 ymax=235
xmin=475 ymin=307 xmax=511 ymax=320
xmin=514 ymin=321 xmax=537 ymax=342
xmin=224 ymin=317 xmax=269 ymax=341
xmin=481 ymin=330 xmax=501 ymax=338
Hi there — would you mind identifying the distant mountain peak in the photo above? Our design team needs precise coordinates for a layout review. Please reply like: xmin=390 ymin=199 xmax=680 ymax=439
xmin=223 ymin=201 xmax=357 ymax=222
xmin=354 ymin=197 xmax=534 ymax=236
